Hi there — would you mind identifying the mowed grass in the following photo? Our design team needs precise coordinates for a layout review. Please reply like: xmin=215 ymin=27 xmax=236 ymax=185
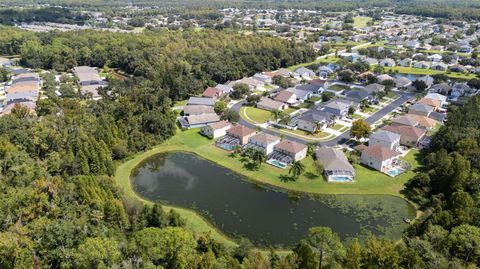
xmin=240 ymin=106 xmax=271 ymax=124
xmin=385 ymin=66 xmax=476 ymax=80
xmin=116 ymin=129 xmax=422 ymax=247
xmin=353 ymin=16 xmax=372 ymax=28
xmin=129 ymin=129 xmax=420 ymax=197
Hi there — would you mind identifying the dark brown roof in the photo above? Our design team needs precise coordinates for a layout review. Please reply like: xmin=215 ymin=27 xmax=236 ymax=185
xmin=362 ymin=144 xmax=399 ymax=161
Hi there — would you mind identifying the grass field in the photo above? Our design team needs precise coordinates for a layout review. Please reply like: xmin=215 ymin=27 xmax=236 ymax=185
xmin=353 ymin=16 xmax=372 ymax=28
xmin=288 ymin=56 xmax=341 ymax=71
xmin=240 ymin=106 xmax=271 ymax=124
xmin=116 ymin=129 xmax=422 ymax=248
xmin=328 ymin=84 xmax=350 ymax=92
xmin=385 ymin=66 xmax=476 ymax=80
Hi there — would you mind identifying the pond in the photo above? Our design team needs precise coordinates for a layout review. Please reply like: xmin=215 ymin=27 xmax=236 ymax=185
xmin=132 ymin=152 xmax=415 ymax=246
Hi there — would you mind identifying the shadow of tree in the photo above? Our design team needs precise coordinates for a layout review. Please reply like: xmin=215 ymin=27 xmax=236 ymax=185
xmin=280 ymin=174 xmax=296 ymax=182
xmin=304 ymin=172 xmax=319 ymax=180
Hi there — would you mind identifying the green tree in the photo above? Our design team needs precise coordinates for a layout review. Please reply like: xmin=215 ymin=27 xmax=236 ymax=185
xmin=350 ymin=119 xmax=371 ymax=140
xmin=73 ymin=237 xmax=121 ymax=269
xmin=289 ymin=161 xmax=305 ymax=179
xmin=305 ymin=227 xmax=345 ymax=269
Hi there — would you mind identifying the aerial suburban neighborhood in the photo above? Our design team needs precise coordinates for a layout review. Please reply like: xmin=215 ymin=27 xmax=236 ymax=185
xmin=1 ymin=0 xmax=480 ymax=268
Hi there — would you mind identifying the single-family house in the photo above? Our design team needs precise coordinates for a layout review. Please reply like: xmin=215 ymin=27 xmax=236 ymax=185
xmin=238 ymin=77 xmax=265 ymax=90
xmin=257 ymin=97 xmax=287 ymax=111
xmin=253 ymin=73 xmax=272 ymax=84
xmin=449 ymin=65 xmax=468 ymax=73
xmin=246 ymin=133 xmax=280 ymax=155
xmin=408 ymin=103 xmax=435 ymax=117
xmin=272 ymin=140 xmax=308 ymax=162
xmin=428 ymin=54 xmax=443 ymax=62
xmin=187 ymin=97 xmax=216 ymax=106
xmin=294 ymin=67 xmax=316 ymax=78
xmin=179 ymin=113 xmax=220 ymax=129
xmin=406 ymin=40 xmax=420 ymax=48
xmin=72 ymin=66 xmax=107 ymax=99
xmin=425 ymin=93 xmax=447 ymax=104
xmin=369 ymin=130 xmax=401 ymax=150
xmin=417 ymin=97 xmax=442 ymax=110
xmin=376 ymin=74 xmax=394 ymax=84
xmin=322 ymin=100 xmax=351 ymax=118
xmin=202 ymin=87 xmax=225 ymax=99
xmin=226 ymin=125 xmax=256 ymax=145
xmin=183 ymin=105 xmax=215 ymax=116
xmin=274 ymin=90 xmax=297 ymax=105
xmin=296 ymin=110 xmax=334 ymax=133
xmin=361 ymin=144 xmax=400 ymax=173
xmin=414 ymin=61 xmax=430 ymax=69
xmin=398 ymin=58 xmax=412 ymax=67
xmin=365 ymin=83 xmax=386 ymax=94
xmin=275 ymin=68 xmax=293 ymax=78
xmin=431 ymin=62 xmax=448 ymax=71
xmin=380 ymin=58 xmax=396 ymax=67
xmin=201 ymin=121 xmax=232 ymax=138
xmin=286 ymin=88 xmax=312 ymax=102
xmin=295 ymin=84 xmax=324 ymax=95
xmin=382 ymin=125 xmax=427 ymax=147
xmin=318 ymin=66 xmax=334 ymax=79
xmin=344 ymin=88 xmax=370 ymax=102
xmin=418 ymin=76 xmax=434 ymax=88
xmin=430 ymin=83 xmax=452 ymax=95
xmin=215 ymin=84 xmax=234 ymax=94
xmin=315 ymin=147 xmax=355 ymax=182
xmin=458 ymin=45 xmax=472 ymax=53
xmin=394 ymin=77 xmax=412 ymax=88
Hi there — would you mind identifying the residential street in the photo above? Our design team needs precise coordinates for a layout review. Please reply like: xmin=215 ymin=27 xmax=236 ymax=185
xmin=232 ymin=92 xmax=412 ymax=146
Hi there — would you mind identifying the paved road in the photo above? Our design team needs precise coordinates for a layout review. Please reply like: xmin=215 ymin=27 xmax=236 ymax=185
xmin=232 ymin=92 xmax=412 ymax=147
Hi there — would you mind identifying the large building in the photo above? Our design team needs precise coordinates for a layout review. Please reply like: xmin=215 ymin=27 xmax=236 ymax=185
xmin=72 ymin=66 xmax=106 ymax=100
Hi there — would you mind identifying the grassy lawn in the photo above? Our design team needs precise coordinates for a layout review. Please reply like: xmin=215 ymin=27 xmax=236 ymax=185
xmin=328 ymin=84 xmax=350 ymax=92
xmin=307 ymin=96 xmax=322 ymax=102
xmin=295 ymin=102 xmax=313 ymax=109
xmin=288 ymin=56 xmax=341 ymax=71
xmin=284 ymin=107 xmax=298 ymax=114
xmin=120 ymin=129 xmax=421 ymax=198
xmin=361 ymin=106 xmax=379 ymax=114
xmin=353 ymin=16 xmax=372 ymax=28
xmin=240 ymin=106 xmax=271 ymax=124
xmin=115 ymin=130 xmax=423 ymax=247
xmin=269 ymin=126 xmax=333 ymax=140
xmin=350 ymin=113 xmax=364 ymax=119
xmin=385 ymin=66 xmax=476 ymax=80
xmin=173 ymin=99 xmax=189 ymax=107
xmin=331 ymin=123 xmax=347 ymax=131
xmin=427 ymin=123 xmax=441 ymax=136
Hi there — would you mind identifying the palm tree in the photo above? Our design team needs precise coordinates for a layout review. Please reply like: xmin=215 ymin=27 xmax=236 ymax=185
xmin=307 ymin=142 xmax=319 ymax=157
xmin=314 ymin=121 xmax=324 ymax=134
xmin=289 ymin=161 xmax=306 ymax=179
xmin=251 ymin=149 xmax=266 ymax=168
xmin=271 ymin=109 xmax=282 ymax=122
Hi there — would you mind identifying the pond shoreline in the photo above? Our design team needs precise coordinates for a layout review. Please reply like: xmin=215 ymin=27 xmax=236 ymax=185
xmin=116 ymin=141 xmax=420 ymax=247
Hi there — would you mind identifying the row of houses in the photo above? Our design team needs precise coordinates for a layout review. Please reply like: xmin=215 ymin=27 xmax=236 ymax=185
xmin=358 ymin=93 xmax=447 ymax=176
xmin=205 ymin=120 xmax=357 ymax=182
xmin=1 ymin=69 xmax=40 ymax=115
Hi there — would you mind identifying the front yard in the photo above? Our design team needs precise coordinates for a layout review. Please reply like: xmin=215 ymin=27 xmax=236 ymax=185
xmin=240 ymin=106 xmax=271 ymax=124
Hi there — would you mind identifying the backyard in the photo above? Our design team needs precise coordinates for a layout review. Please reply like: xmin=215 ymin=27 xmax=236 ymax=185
xmin=353 ymin=16 xmax=372 ymax=28
xmin=115 ymin=129 xmax=422 ymax=248
xmin=385 ymin=66 xmax=476 ymax=80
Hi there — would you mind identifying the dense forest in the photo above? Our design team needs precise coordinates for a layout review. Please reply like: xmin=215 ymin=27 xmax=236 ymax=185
xmin=2 ymin=0 xmax=480 ymax=19
xmin=0 ymin=7 xmax=88 ymax=25
xmin=1 ymin=24 xmax=480 ymax=268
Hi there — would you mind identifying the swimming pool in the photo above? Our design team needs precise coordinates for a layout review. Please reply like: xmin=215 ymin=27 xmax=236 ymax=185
xmin=268 ymin=159 xmax=287 ymax=169
xmin=329 ymin=176 xmax=354 ymax=182
xmin=386 ymin=168 xmax=404 ymax=177
xmin=217 ymin=143 xmax=234 ymax=151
